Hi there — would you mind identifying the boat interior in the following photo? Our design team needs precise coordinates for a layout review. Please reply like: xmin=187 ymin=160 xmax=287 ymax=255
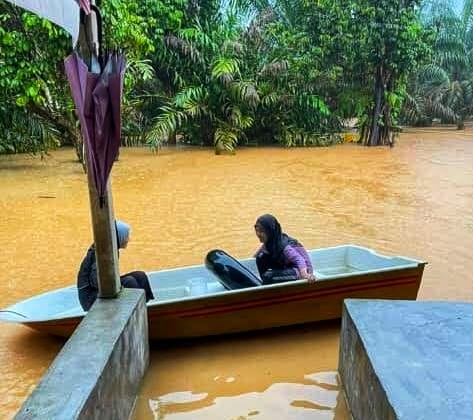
xmin=0 ymin=245 xmax=423 ymax=322
xmin=151 ymin=244 xmax=422 ymax=301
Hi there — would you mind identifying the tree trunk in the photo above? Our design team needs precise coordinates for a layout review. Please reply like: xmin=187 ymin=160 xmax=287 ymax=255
xmin=168 ymin=131 xmax=177 ymax=145
xmin=200 ymin=116 xmax=214 ymax=147
xmin=362 ymin=66 xmax=394 ymax=147
xmin=73 ymin=129 xmax=87 ymax=172
xmin=368 ymin=66 xmax=384 ymax=146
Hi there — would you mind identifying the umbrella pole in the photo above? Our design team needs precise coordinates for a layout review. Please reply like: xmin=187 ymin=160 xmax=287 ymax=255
xmin=82 ymin=1 xmax=121 ymax=298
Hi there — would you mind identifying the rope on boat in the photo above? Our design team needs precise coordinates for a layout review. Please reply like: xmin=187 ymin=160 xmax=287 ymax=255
xmin=0 ymin=310 xmax=28 ymax=318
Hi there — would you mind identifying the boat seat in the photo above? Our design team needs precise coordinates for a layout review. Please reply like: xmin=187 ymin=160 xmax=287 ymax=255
xmin=205 ymin=249 xmax=262 ymax=290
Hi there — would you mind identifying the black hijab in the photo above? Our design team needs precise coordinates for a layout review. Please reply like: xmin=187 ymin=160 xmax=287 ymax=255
xmin=256 ymin=214 xmax=301 ymax=263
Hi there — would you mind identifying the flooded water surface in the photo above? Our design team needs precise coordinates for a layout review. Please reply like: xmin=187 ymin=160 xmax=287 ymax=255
xmin=0 ymin=128 xmax=472 ymax=419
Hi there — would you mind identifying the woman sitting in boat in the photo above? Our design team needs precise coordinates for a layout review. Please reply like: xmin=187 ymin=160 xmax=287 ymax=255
xmin=77 ymin=220 xmax=155 ymax=311
xmin=254 ymin=214 xmax=316 ymax=284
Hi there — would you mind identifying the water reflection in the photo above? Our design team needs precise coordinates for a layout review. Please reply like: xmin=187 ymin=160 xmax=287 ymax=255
xmin=132 ymin=322 xmax=348 ymax=419
xmin=147 ymin=372 xmax=345 ymax=420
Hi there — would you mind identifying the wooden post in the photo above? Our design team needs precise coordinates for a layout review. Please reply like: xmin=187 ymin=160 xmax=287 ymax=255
xmin=82 ymin=1 xmax=121 ymax=298
xmin=87 ymin=176 xmax=121 ymax=298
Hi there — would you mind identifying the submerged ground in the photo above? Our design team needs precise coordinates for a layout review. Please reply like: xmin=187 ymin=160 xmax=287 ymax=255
xmin=0 ymin=127 xmax=472 ymax=419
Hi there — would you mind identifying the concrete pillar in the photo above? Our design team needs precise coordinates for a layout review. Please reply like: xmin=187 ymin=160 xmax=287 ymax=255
xmin=15 ymin=289 xmax=149 ymax=420
xmin=339 ymin=299 xmax=473 ymax=420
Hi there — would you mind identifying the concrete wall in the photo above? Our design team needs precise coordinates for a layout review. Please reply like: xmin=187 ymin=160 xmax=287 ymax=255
xmin=339 ymin=299 xmax=473 ymax=420
xmin=338 ymin=300 xmax=396 ymax=420
xmin=15 ymin=289 xmax=149 ymax=420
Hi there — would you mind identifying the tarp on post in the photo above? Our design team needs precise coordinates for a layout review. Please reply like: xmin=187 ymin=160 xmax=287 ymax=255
xmin=7 ymin=0 xmax=90 ymax=45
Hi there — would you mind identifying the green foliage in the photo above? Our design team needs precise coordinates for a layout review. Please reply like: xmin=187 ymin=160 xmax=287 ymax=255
xmin=343 ymin=0 xmax=431 ymax=145
xmin=1 ymin=0 xmax=458 ymax=156
xmin=0 ymin=1 xmax=77 ymax=155
xmin=0 ymin=103 xmax=61 ymax=154
xmin=0 ymin=0 xmax=184 ymax=157
xmin=145 ymin=14 xmax=258 ymax=153
xmin=214 ymin=126 xmax=239 ymax=152
xmin=403 ymin=0 xmax=473 ymax=128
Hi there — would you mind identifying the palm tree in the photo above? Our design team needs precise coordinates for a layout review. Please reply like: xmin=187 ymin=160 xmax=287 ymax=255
xmin=403 ymin=0 xmax=473 ymax=128
xmin=146 ymin=2 xmax=340 ymax=153
xmin=146 ymin=18 xmax=259 ymax=153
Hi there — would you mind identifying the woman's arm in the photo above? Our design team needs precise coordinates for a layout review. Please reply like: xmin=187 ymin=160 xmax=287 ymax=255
xmin=283 ymin=245 xmax=306 ymax=272
xmin=283 ymin=246 xmax=316 ymax=282
xmin=254 ymin=245 xmax=265 ymax=258
xmin=77 ymin=247 xmax=97 ymax=289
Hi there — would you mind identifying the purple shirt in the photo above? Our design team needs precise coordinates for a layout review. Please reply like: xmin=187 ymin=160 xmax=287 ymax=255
xmin=255 ymin=244 xmax=313 ymax=278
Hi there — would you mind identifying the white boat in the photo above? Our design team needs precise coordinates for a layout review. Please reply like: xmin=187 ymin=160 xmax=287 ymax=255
xmin=0 ymin=245 xmax=426 ymax=339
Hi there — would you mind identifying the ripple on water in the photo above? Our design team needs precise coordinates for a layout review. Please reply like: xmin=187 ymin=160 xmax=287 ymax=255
xmin=146 ymin=374 xmax=345 ymax=420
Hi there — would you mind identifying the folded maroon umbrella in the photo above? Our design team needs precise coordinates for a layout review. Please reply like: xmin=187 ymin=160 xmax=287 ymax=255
xmin=65 ymin=52 xmax=126 ymax=203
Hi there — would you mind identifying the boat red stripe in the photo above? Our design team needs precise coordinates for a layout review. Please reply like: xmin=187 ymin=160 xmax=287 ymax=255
xmin=150 ymin=275 xmax=419 ymax=319
xmin=179 ymin=277 xmax=418 ymax=318
xmin=26 ymin=318 xmax=80 ymax=328
xmin=28 ymin=275 xmax=419 ymax=328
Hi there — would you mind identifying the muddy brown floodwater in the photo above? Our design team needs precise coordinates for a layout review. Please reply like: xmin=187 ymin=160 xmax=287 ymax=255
xmin=0 ymin=128 xmax=472 ymax=419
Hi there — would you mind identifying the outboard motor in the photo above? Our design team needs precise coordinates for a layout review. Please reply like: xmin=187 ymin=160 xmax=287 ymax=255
xmin=205 ymin=250 xmax=262 ymax=290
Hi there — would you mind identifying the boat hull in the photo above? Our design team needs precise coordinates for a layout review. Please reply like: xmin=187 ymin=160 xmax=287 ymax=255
xmin=23 ymin=265 xmax=424 ymax=340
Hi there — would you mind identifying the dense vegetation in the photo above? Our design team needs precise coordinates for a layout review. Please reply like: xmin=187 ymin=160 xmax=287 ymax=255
xmin=403 ymin=0 xmax=473 ymax=128
xmin=0 ymin=0 xmax=471 ymax=155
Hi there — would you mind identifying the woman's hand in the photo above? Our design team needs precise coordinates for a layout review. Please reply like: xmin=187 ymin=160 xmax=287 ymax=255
xmin=306 ymin=273 xmax=316 ymax=283
xmin=300 ymin=268 xmax=317 ymax=283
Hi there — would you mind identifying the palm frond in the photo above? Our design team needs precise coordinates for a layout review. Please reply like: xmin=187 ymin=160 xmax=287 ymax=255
xmin=214 ymin=126 xmax=239 ymax=152
xmin=439 ymin=49 xmax=468 ymax=68
xmin=178 ymin=26 xmax=214 ymax=50
xmin=146 ymin=106 xmax=187 ymax=150
xmin=222 ymin=40 xmax=243 ymax=55
xmin=228 ymin=81 xmax=260 ymax=106
xmin=260 ymin=91 xmax=279 ymax=108
xmin=260 ymin=60 xmax=289 ymax=77
xmin=443 ymin=79 xmax=458 ymax=100
xmin=174 ymin=86 xmax=206 ymax=108
xmin=225 ymin=106 xmax=254 ymax=129
xmin=462 ymin=80 xmax=473 ymax=104
xmin=297 ymin=95 xmax=330 ymax=116
xmin=211 ymin=57 xmax=240 ymax=85
xmin=463 ymin=0 xmax=473 ymax=27
xmin=225 ymin=0 xmax=272 ymax=15
xmin=418 ymin=64 xmax=450 ymax=85
xmin=424 ymin=99 xmax=456 ymax=122
xmin=165 ymin=35 xmax=203 ymax=64
xmin=174 ymin=86 xmax=209 ymax=119
xmin=126 ymin=58 xmax=155 ymax=82
xmin=401 ymin=91 xmax=428 ymax=124
xmin=0 ymin=105 xmax=61 ymax=154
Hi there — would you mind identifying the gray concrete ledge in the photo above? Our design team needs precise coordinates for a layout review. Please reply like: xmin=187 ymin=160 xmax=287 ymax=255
xmin=339 ymin=299 xmax=473 ymax=420
xmin=15 ymin=289 xmax=149 ymax=420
